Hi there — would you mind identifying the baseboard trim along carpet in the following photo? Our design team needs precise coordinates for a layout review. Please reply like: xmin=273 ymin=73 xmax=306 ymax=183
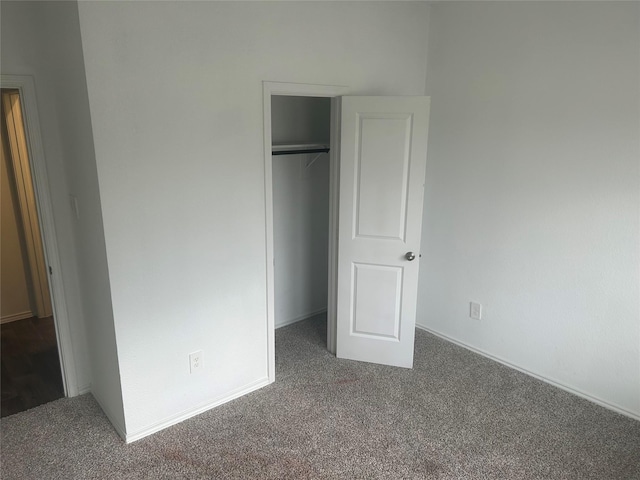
xmin=124 ymin=377 xmax=271 ymax=443
xmin=275 ymin=308 xmax=327 ymax=329
xmin=415 ymin=323 xmax=640 ymax=422
xmin=91 ymin=392 xmax=127 ymax=441
xmin=77 ymin=384 xmax=92 ymax=396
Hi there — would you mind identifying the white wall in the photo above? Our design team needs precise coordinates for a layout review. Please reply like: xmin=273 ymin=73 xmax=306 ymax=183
xmin=0 ymin=1 xmax=92 ymax=394
xmin=272 ymin=96 xmax=331 ymax=328
xmin=1 ymin=135 xmax=32 ymax=320
xmin=273 ymin=154 xmax=330 ymax=328
xmin=272 ymin=96 xmax=330 ymax=146
xmin=1 ymin=2 xmax=123 ymax=429
xmin=36 ymin=1 xmax=125 ymax=434
xmin=77 ymin=1 xmax=430 ymax=439
xmin=419 ymin=2 xmax=640 ymax=417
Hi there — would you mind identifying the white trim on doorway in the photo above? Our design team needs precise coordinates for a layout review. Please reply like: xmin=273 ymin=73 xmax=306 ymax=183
xmin=1 ymin=74 xmax=80 ymax=397
xmin=262 ymin=81 xmax=348 ymax=382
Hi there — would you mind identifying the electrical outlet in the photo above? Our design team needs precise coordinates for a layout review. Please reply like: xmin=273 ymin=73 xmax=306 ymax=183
xmin=470 ymin=302 xmax=482 ymax=320
xmin=189 ymin=350 xmax=203 ymax=373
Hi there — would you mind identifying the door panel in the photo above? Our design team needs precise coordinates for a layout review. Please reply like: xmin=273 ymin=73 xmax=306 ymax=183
xmin=355 ymin=114 xmax=412 ymax=240
xmin=352 ymin=263 xmax=402 ymax=340
xmin=336 ymin=96 xmax=430 ymax=368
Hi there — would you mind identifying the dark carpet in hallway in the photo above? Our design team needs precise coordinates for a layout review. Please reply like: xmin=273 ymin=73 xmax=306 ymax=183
xmin=1 ymin=316 xmax=64 ymax=417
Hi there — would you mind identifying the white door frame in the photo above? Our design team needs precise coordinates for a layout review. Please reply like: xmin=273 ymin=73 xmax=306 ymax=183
xmin=1 ymin=74 xmax=79 ymax=396
xmin=263 ymin=81 xmax=348 ymax=382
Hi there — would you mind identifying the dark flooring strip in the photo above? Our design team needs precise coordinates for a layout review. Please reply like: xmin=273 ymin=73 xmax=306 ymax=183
xmin=1 ymin=316 xmax=64 ymax=417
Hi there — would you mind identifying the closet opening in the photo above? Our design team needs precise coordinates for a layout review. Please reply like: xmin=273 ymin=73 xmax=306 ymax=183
xmin=264 ymin=82 xmax=348 ymax=381
xmin=271 ymin=95 xmax=332 ymax=353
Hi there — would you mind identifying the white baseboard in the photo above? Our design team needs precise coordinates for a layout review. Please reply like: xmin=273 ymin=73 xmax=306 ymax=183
xmin=124 ymin=377 xmax=271 ymax=443
xmin=1 ymin=311 xmax=33 ymax=324
xmin=276 ymin=308 xmax=327 ymax=329
xmin=415 ymin=323 xmax=640 ymax=422
xmin=77 ymin=384 xmax=92 ymax=395
xmin=90 ymin=391 xmax=127 ymax=441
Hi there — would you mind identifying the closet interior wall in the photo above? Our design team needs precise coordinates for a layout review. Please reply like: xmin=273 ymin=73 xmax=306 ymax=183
xmin=272 ymin=96 xmax=331 ymax=329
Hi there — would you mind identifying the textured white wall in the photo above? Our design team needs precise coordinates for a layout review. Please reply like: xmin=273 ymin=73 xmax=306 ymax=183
xmin=35 ymin=1 xmax=125 ymax=433
xmin=419 ymin=2 xmax=640 ymax=417
xmin=271 ymin=96 xmax=331 ymax=146
xmin=272 ymin=96 xmax=330 ymax=328
xmin=273 ymin=154 xmax=330 ymax=327
xmin=0 ymin=1 xmax=93 ymax=394
xmin=77 ymin=1 xmax=430 ymax=437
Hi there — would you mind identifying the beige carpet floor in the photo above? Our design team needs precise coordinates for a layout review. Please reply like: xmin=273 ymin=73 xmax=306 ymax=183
xmin=2 ymin=315 xmax=639 ymax=479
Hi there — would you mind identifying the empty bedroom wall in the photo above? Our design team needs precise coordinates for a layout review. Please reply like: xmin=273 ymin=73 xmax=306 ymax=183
xmin=419 ymin=1 xmax=640 ymax=417
xmin=77 ymin=1 xmax=430 ymax=439
xmin=36 ymin=0 xmax=124 ymax=432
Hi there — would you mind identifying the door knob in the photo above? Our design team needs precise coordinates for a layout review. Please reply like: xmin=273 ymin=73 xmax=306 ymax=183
xmin=405 ymin=252 xmax=416 ymax=261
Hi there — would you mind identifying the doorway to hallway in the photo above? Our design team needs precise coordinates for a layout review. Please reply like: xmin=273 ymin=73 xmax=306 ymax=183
xmin=1 ymin=88 xmax=64 ymax=416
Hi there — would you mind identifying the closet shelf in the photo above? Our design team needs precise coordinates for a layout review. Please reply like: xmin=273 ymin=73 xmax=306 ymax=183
xmin=272 ymin=143 xmax=330 ymax=156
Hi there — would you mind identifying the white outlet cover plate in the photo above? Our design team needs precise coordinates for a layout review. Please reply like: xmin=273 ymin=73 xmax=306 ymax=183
xmin=189 ymin=351 xmax=203 ymax=373
xmin=470 ymin=302 xmax=482 ymax=320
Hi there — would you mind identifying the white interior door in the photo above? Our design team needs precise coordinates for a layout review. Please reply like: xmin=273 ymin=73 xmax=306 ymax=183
xmin=336 ymin=96 xmax=430 ymax=368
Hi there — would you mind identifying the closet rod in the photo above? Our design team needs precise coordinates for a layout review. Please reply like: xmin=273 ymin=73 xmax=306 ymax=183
xmin=272 ymin=147 xmax=330 ymax=156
